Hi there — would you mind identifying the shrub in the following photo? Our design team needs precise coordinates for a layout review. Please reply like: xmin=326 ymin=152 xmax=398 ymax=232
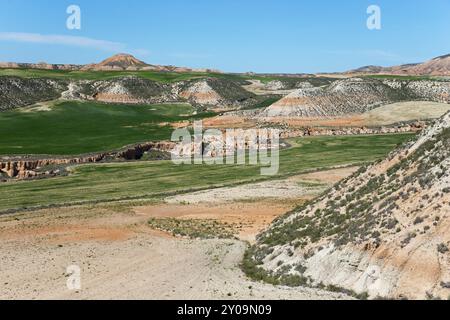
xmin=413 ymin=216 xmax=424 ymax=225
xmin=437 ymin=243 xmax=449 ymax=254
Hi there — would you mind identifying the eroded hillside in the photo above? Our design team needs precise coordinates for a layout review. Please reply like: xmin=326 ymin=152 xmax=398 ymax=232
xmin=0 ymin=76 xmax=260 ymax=111
xmin=245 ymin=111 xmax=450 ymax=299
xmin=0 ymin=77 xmax=67 ymax=111
xmin=259 ymin=78 xmax=450 ymax=118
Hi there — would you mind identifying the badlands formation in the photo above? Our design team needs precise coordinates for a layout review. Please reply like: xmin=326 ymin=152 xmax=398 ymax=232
xmin=247 ymin=112 xmax=450 ymax=299
xmin=347 ymin=54 xmax=450 ymax=77
xmin=259 ymin=78 xmax=450 ymax=118
xmin=0 ymin=76 xmax=259 ymax=111
xmin=2 ymin=53 xmax=450 ymax=300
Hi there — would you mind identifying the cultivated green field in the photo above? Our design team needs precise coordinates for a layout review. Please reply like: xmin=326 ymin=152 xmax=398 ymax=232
xmin=0 ymin=101 xmax=215 ymax=155
xmin=0 ymin=133 xmax=413 ymax=212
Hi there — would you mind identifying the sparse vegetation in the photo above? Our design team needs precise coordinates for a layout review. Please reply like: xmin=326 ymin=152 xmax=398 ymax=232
xmin=437 ymin=243 xmax=449 ymax=254
xmin=148 ymin=218 xmax=237 ymax=239
xmin=245 ymin=114 xmax=450 ymax=299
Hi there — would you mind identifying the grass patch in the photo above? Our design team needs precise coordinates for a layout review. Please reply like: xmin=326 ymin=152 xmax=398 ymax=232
xmin=0 ymin=133 xmax=413 ymax=212
xmin=240 ymin=95 xmax=282 ymax=111
xmin=148 ymin=218 xmax=237 ymax=239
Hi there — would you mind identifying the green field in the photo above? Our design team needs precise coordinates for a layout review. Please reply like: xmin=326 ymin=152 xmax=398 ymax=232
xmin=0 ymin=133 xmax=413 ymax=212
xmin=0 ymin=101 xmax=216 ymax=155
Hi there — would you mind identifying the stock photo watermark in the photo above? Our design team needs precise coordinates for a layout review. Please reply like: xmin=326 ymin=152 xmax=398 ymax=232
xmin=171 ymin=121 xmax=280 ymax=176
xmin=367 ymin=5 xmax=381 ymax=30
xmin=66 ymin=265 xmax=81 ymax=291
xmin=66 ymin=5 xmax=81 ymax=30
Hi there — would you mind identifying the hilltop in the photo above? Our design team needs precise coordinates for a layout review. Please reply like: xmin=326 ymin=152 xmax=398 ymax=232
xmin=81 ymin=53 xmax=149 ymax=71
xmin=258 ymin=77 xmax=450 ymax=118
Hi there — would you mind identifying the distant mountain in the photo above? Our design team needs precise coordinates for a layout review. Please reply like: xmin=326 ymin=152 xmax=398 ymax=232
xmin=81 ymin=53 xmax=149 ymax=71
xmin=405 ymin=54 xmax=450 ymax=76
xmin=347 ymin=54 xmax=450 ymax=76
xmin=0 ymin=53 xmax=222 ymax=74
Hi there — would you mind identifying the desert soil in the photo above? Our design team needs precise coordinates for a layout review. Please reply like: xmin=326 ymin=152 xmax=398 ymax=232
xmin=0 ymin=168 xmax=355 ymax=300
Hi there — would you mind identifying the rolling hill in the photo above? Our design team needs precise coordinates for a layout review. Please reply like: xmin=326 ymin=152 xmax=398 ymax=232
xmin=258 ymin=77 xmax=450 ymax=118
xmin=347 ymin=54 xmax=450 ymax=77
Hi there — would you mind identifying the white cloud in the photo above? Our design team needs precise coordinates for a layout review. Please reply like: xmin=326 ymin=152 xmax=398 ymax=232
xmin=0 ymin=32 xmax=125 ymax=52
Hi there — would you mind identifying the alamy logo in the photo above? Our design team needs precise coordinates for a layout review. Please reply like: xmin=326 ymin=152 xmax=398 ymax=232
xmin=367 ymin=5 xmax=381 ymax=30
xmin=66 ymin=265 xmax=81 ymax=290
xmin=66 ymin=5 xmax=81 ymax=30
xmin=171 ymin=121 xmax=280 ymax=176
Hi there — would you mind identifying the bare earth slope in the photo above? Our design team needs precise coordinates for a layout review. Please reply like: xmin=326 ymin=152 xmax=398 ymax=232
xmin=405 ymin=54 xmax=450 ymax=76
xmin=62 ymin=76 xmax=178 ymax=105
xmin=177 ymin=78 xmax=259 ymax=110
xmin=248 ymin=111 xmax=450 ymax=299
xmin=0 ymin=76 xmax=258 ymax=110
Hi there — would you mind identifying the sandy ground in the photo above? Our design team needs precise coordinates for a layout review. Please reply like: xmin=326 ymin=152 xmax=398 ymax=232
xmin=165 ymin=176 xmax=326 ymax=205
xmin=0 ymin=168 xmax=356 ymax=300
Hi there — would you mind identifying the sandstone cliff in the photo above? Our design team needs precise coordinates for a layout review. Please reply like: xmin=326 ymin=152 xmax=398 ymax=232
xmin=0 ymin=141 xmax=175 ymax=180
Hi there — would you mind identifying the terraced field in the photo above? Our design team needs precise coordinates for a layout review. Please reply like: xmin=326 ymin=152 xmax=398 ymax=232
xmin=0 ymin=133 xmax=413 ymax=212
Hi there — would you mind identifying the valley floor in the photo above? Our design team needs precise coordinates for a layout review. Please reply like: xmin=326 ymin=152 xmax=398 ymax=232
xmin=0 ymin=168 xmax=355 ymax=300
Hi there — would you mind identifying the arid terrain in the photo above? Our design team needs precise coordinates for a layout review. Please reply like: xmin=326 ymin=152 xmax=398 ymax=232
xmin=246 ymin=112 xmax=450 ymax=300
xmin=0 ymin=168 xmax=354 ymax=300
xmin=1 ymin=52 xmax=450 ymax=300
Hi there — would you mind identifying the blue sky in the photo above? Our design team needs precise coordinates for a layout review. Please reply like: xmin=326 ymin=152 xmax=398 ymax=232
xmin=0 ymin=0 xmax=449 ymax=73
